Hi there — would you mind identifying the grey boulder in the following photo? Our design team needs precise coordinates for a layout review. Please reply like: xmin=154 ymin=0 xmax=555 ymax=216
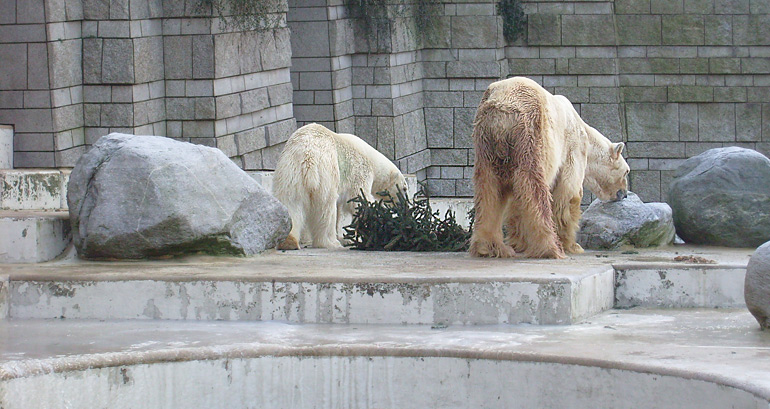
xmin=577 ymin=192 xmax=675 ymax=250
xmin=67 ymin=133 xmax=291 ymax=259
xmin=746 ymin=241 xmax=770 ymax=330
xmin=668 ymin=147 xmax=770 ymax=248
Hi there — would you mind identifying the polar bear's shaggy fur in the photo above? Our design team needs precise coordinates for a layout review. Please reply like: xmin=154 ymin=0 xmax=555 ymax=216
xmin=469 ymin=77 xmax=630 ymax=259
xmin=273 ymin=123 xmax=408 ymax=250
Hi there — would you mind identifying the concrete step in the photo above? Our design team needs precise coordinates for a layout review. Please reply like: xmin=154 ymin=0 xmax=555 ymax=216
xmin=0 ymin=169 xmax=69 ymax=211
xmin=0 ymin=211 xmax=71 ymax=264
xmin=1 ymin=309 xmax=768 ymax=409
xmin=0 ymin=246 xmax=753 ymax=324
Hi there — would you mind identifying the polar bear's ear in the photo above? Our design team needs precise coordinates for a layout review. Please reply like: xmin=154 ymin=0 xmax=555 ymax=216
xmin=611 ymin=142 xmax=625 ymax=160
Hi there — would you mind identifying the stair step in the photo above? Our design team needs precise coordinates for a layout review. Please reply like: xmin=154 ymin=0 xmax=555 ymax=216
xmin=0 ymin=211 xmax=71 ymax=264
xmin=0 ymin=169 xmax=69 ymax=211
xmin=1 ymin=309 xmax=768 ymax=409
xmin=0 ymin=247 xmax=752 ymax=324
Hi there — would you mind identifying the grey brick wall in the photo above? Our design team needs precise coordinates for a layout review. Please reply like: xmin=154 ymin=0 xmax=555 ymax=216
xmin=1 ymin=0 xmax=294 ymax=169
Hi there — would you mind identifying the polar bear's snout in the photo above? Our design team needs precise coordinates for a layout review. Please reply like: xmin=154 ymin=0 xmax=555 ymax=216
xmin=614 ymin=189 xmax=628 ymax=202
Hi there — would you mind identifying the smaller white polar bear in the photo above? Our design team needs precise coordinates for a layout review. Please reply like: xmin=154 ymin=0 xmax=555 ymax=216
xmin=273 ymin=123 xmax=408 ymax=250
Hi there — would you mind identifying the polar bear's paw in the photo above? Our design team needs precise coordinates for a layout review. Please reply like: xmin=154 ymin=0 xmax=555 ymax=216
xmin=564 ymin=242 xmax=584 ymax=254
xmin=277 ymin=234 xmax=301 ymax=250
xmin=469 ymin=238 xmax=516 ymax=258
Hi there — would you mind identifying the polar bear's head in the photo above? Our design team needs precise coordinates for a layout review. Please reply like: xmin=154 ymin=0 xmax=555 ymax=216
xmin=584 ymin=138 xmax=629 ymax=202
xmin=374 ymin=169 xmax=409 ymax=202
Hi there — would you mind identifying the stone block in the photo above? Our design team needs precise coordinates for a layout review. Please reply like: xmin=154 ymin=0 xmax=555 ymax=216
xmin=618 ymin=58 xmax=679 ymax=74
xmin=52 ymin=104 xmax=82 ymax=132
xmin=714 ymin=87 xmax=746 ymax=102
xmin=164 ymin=36 xmax=193 ymax=80
xmin=0 ymin=108 xmax=52 ymax=133
xmin=372 ymin=99 xmax=393 ymax=116
xmin=561 ymin=15 xmax=615 ymax=46
xmin=192 ymin=35 xmax=215 ymax=79
xmin=589 ymin=88 xmax=620 ymax=103
xmin=736 ymin=103 xmax=761 ymax=142
xmin=353 ymin=99 xmax=371 ymax=116
xmin=82 ymin=39 xmax=103 ymax=85
xmin=733 ymin=15 xmax=770 ymax=46
xmin=299 ymin=71 xmax=331 ymax=91
xmin=451 ymin=16 xmax=498 ymax=48
xmin=555 ymin=87 xmax=590 ymax=103
xmin=626 ymin=142 xmax=685 ymax=158
xmin=716 ymin=0 xmax=750 ymax=13
xmin=615 ymin=0 xmax=650 ymax=14
xmin=425 ymin=108 xmax=453 ymax=148
xmin=13 ymin=151 xmax=55 ymax=167
xmin=677 ymin=103 xmax=696 ymax=142
xmin=680 ymin=58 xmax=709 ymax=74
xmin=134 ymin=36 xmax=164 ymax=83
xmin=215 ymin=94 xmax=240 ymax=118
xmin=102 ymin=39 xmax=134 ymax=84
xmin=662 ymin=15 xmax=705 ymax=45
xmin=668 ymin=86 xmax=713 ymax=102
xmin=14 ymin=132 xmax=54 ymax=152
xmin=289 ymin=21 xmax=329 ymax=58
xmin=684 ymin=0 xmax=713 ymax=13
xmin=100 ymin=103 xmax=133 ymax=127
xmin=239 ymin=32 xmax=261 ymax=75
xmin=294 ymin=104 xmax=333 ymax=122
xmin=426 ymin=178 xmax=455 ymax=197
xmin=166 ymin=98 xmax=195 ymax=120
xmin=742 ymin=58 xmax=770 ymax=74
xmin=622 ymin=87 xmax=667 ymax=102
xmin=431 ymin=148 xmax=467 ymax=166
xmin=453 ymin=108 xmax=475 ymax=149
xmin=0 ymin=44 xmax=27 ymax=90
xmin=508 ymin=59 xmax=555 ymax=75
xmin=528 ymin=14 xmax=560 ymax=46
xmin=182 ymin=120 xmax=214 ymax=138
xmin=109 ymin=0 xmax=129 ymax=19
xmin=626 ymin=103 xmax=679 ymax=142
xmin=447 ymin=61 xmax=500 ymax=78
xmin=698 ymin=103 xmax=735 ymax=142
xmin=629 ymin=171 xmax=661 ymax=202
xmin=568 ymin=58 xmax=616 ymax=75
xmin=582 ymin=104 xmax=623 ymax=142
xmin=425 ymin=91 xmax=463 ymax=108
xmin=17 ymin=0 xmax=45 ymax=23
xmin=23 ymin=90 xmax=51 ymax=112
xmin=705 ymin=15 xmax=732 ymax=45
xmin=616 ymin=15 xmax=661 ymax=46
xmin=651 ymin=0 xmax=683 ymax=13
xmin=48 ymin=40 xmax=82 ymax=89
xmin=185 ymin=80 xmax=213 ymax=97
xmin=241 ymin=88 xmax=269 ymax=114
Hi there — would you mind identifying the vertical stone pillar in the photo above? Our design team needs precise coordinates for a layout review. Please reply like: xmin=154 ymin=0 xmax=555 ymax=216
xmin=81 ymin=0 xmax=165 ymax=151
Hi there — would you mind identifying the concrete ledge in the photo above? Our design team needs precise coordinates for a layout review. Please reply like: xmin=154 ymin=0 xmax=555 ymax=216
xmin=0 ymin=211 xmax=71 ymax=264
xmin=3 ymin=250 xmax=619 ymax=325
xmin=0 ymin=169 xmax=70 ymax=211
xmin=1 ymin=310 xmax=768 ymax=408
xmin=614 ymin=265 xmax=747 ymax=308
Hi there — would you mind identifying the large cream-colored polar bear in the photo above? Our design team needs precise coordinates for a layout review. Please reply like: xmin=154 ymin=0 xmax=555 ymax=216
xmin=273 ymin=123 xmax=408 ymax=250
xmin=469 ymin=77 xmax=630 ymax=259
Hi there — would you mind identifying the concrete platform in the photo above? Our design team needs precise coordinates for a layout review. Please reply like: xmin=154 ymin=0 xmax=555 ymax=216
xmin=0 ymin=211 xmax=71 ymax=263
xmin=0 ymin=245 xmax=754 ymax=325
xmin=1 ymin=309 xmax=768 ymax=408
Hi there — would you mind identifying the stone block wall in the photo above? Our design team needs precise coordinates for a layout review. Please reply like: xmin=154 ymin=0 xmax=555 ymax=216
xmin=1 ymin=0 xmax=294 ymax=170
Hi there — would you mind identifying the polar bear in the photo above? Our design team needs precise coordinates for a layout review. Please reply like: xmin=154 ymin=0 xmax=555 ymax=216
xmin=273 ymin=123 xmax=408 ymax=250
xmin=469 ymin=77 xmax=630 ymax=259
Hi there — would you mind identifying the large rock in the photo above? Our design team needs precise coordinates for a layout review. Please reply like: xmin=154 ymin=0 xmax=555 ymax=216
xmin=668 ymin=147 xmax=770 ymax=247
xmin=577 ymin=192 xmax=675 ymax=250
xmin=746 ymin=241 xmax=770 ymax=330
xmin=67 ymin=133 xmax=291 ymax=259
